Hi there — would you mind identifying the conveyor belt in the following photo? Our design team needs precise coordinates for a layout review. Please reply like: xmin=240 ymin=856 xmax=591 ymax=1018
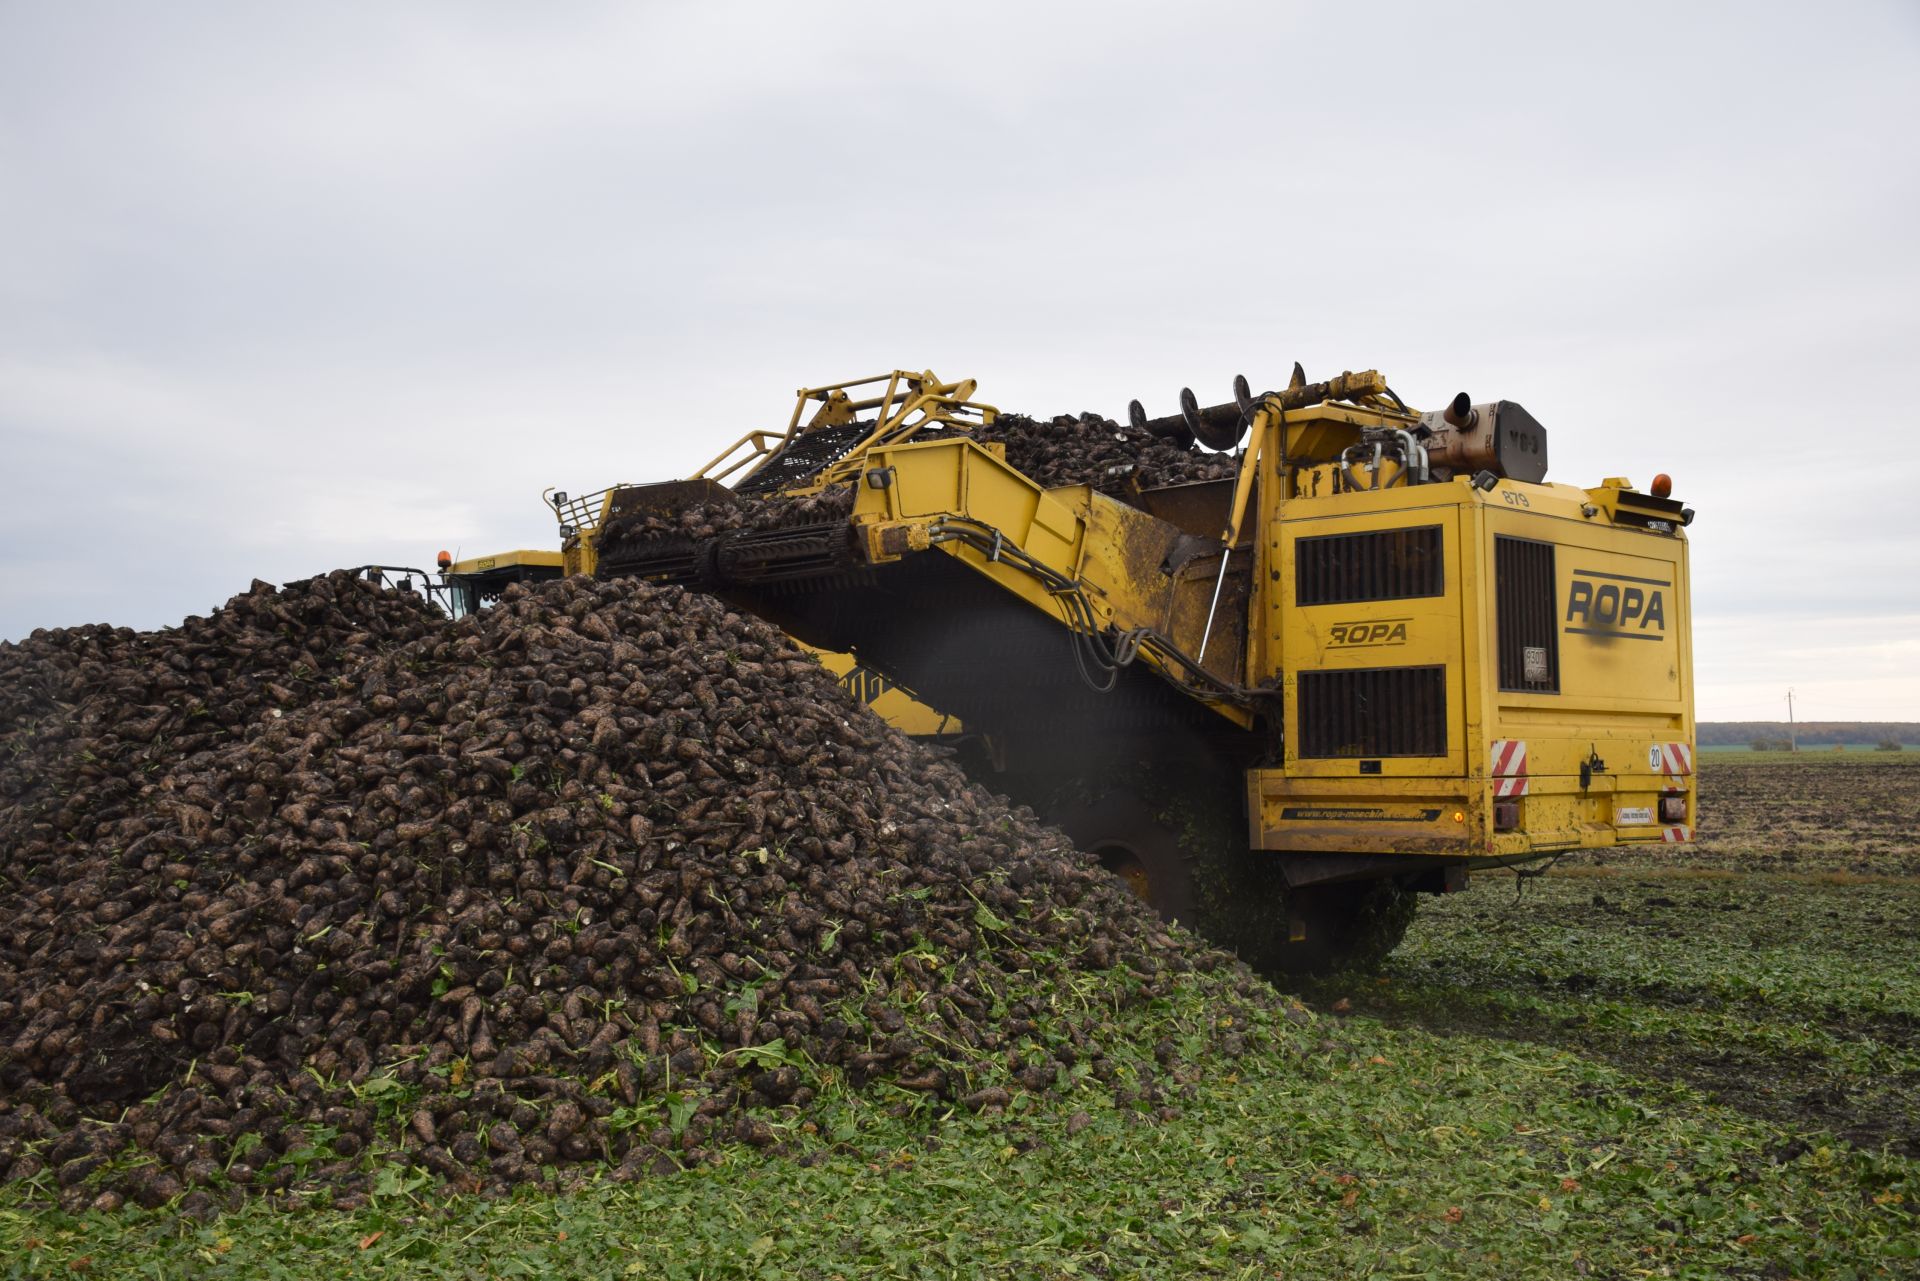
xmin=597 ymin=521 xmax=859 ymax=588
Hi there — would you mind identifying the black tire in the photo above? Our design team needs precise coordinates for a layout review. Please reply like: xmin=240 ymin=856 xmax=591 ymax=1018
xmin=1048 ymin=778 xmax=1417 ymax=976
xmin=1282 ymin=879 xmax=1418 ymax=975
xmin=1048 ymin=787 xmax=1198 ymax=925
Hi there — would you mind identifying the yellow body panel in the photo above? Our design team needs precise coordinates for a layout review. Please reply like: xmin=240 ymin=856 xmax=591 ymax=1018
xmin=1277 ymin=496 xmax=1470 ymax=780
xmin=1252 ymin=473 xmax=1692 ymax=858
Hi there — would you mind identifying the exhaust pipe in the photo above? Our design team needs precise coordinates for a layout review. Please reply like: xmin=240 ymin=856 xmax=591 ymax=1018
xmin=1443 ymin=391 xmax=1478 ymax=429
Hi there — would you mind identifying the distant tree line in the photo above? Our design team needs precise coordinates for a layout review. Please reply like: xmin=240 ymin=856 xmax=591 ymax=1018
xmin=1700 ymin=722 xmax=1917 ymax=750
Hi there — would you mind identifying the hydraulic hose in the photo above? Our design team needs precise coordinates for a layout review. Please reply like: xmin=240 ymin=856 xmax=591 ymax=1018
xmin=926 ymin=517 xmax=1254 ymax=704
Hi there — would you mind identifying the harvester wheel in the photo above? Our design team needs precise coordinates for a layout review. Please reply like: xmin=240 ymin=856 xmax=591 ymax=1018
xmin=1282 ymin=879 xmax=1418 ymax=975
xmin=1048 ymin=787 xmax=1196 ymax=925
xmin=1043 ymin=774 xmax=1417 ymax=977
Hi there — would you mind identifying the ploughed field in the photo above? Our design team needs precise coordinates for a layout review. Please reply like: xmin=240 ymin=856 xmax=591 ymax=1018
xmin=1680 ymin=751 xmax=1920 ymax=877
xmin=1 ymin=573 xmax=1915 ymax=1280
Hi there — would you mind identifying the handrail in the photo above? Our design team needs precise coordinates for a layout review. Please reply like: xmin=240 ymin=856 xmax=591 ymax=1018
xmin=543 ymin=485 xmax=628 ymax=536
xmin=692 ymin=430 xmax=789 ymax=483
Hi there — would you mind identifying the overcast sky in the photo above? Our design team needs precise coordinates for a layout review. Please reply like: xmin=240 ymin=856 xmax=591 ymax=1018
xmin=3 ymin=2 xmax=1916 ymax=722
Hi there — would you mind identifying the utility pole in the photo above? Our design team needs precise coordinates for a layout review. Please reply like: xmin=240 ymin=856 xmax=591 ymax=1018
xmin=1786 ymin=688 xmax=1796 ymax=752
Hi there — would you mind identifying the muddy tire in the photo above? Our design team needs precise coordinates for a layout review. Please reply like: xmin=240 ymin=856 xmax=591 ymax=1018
xmin=1047 ymin=787 xmax=1198 ymax=925
xmin=1283 ymin=880 xmax=1418 ymax=975
xmin=1047 ymin=775 xmax=1417 ymax=976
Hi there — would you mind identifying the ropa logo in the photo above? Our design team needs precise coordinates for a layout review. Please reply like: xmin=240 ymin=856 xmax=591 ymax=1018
xmin=1566 ymin=571 xmax=1667 ymax=641
xmin=1328 ymin=619 xmax=1409 ymax=648
xmin=839 ymin=665 xmax=897 ymax=705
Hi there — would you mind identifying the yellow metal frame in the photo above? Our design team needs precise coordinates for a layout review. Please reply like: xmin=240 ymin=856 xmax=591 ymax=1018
xmin=691 ymin=370 xmax=998 ymax=495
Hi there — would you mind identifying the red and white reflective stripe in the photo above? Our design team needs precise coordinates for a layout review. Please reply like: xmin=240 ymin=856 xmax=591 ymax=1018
xmin=1491 ymin=739 xmax=1528 ymax=797
xmin=1656 ymin=742 xmax=1693 ymax=776
xmin=1660 ymin=825 xmax=1692 ymax=843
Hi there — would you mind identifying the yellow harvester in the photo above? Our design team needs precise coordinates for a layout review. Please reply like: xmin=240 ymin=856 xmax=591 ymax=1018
xmin=444 ymin=366 xmax=1695 ymax=970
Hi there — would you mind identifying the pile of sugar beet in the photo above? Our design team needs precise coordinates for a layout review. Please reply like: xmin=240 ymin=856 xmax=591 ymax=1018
xmin=976 ymin=409 xmax=1241 ymax=494
xmin=0 ymin=568 xmax=1288 ymax=1215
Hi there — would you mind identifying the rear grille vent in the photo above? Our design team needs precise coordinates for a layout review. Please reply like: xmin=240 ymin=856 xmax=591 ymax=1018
xmin=1295 ymin=526 xmax=1444 ymax=606
xmin=1495 ymin=536 xmax=1559 ymax=693
xmin=1297 ymin=666 xmax=1447 ymax=758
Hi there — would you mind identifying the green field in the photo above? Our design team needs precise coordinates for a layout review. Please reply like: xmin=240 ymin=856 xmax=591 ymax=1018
xmin=3 ymin=754 xmax=1916 ymax=1279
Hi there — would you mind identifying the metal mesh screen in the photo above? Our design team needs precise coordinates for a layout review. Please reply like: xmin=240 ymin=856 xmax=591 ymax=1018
xmin=735 ymin=422 xmax=873 ymax=495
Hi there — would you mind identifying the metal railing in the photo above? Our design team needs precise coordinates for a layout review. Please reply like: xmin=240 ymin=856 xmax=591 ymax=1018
xmin=691 ymin=369 xmax=997 ymax=494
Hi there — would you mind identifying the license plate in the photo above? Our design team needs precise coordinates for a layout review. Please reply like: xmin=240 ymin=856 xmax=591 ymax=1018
xmin=1523 ymin=646 xmax=1549 ymax=681
xmin=1616 ymin=806 xmax=1654 ymax=826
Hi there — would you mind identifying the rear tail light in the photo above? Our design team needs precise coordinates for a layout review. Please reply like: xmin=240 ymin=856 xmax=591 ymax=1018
xmin=1494 ymin=799 xmax=1520 ymax=831
xmin=1659 ymin=793 xmax=1687 ymax=823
